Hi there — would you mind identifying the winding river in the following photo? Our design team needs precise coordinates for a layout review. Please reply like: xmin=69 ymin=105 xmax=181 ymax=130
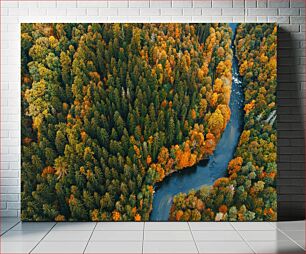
xmin=150 ymin=23 xmax=244 ymax=221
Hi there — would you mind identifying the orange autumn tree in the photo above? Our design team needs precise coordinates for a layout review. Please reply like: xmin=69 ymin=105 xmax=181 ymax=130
xmin=244 ymin=100 xmax=256 ymax=115
xmin=228 ymin=157 xmax=243 ymax=174
xmin=204 ymin=133 xmax=217 ymax=155
xmin=175 ymin=143 xmax=197 ymax=169
xmin=134 ymin=213 xmax=141 ymax=221
xmin=112 ymin=211 xmax=121 ymax=221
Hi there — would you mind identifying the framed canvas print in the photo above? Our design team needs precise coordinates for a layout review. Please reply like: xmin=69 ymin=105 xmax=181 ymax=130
xmin=21 ymin=23 xmax=277 ymax=221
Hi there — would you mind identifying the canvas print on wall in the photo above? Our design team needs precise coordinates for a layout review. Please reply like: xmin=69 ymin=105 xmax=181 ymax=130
xmin=21 ymin=23 xmax=277 ymax=222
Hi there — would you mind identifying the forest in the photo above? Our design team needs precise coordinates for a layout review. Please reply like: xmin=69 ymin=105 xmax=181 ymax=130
xmin=21 ymin=23 xmax=276 ymax=222
xmin=170 ymin=23 xmax=277 ymax=221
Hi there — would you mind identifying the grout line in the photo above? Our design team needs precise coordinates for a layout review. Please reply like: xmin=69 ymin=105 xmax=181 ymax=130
xmin=83 ymin=222 xmax=97 ymax=254
xmin=0 ymin=220 xmax=20 ymax=236
xmin=142 ymin=222 xmax=145 ymax=254
xmin=244 ymin=0 xmax=246 ymax=23
xmin=229 ymin=222 xmax=256 ymax=254
xmin=29 ymin=222 xmax=57 ymax=254
xmin=188 ymin=222 xmax=200 ymax=254
xmin=269 ymin=221 xmax=277 ymax=229
xmin=138 ymin=229 xmax=191 ymax=231
xmin=93 ymin=229 xmax=147 ymax=231
xmin=276 ymin=227 xmax=306 ymax=251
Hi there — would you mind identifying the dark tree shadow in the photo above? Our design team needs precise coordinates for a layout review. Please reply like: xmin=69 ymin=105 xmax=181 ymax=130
xmin=277 ymin=26 xmax=305 ymax=221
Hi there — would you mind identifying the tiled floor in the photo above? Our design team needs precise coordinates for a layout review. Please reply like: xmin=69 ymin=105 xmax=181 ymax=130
xmin=0 ymin=218 xmax=304 ymax=253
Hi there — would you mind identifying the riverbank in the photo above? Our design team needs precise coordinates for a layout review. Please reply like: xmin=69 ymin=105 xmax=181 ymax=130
xmin=168 ymin=23 xmax=277 ymax=222
xmin=150 ymin=23 xmax=244 ymax=221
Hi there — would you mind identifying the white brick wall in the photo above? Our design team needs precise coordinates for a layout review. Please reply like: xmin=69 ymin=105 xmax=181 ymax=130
xmin=0 ymin=0 xmax=305 ymax=217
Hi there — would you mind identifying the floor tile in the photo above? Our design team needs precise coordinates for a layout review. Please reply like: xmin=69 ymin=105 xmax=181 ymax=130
xmin=85 ymin=241 xmax=143 ymax=253
xmin=52 ymin=222 xmax=96 ymax=231
xmin=231 ymin=222 xmax=275 ymax=231
xmin=192 ymin=230 xmax=243 ymax=241
xmin=144 ymin=230 xmax=193 ymax=241
xmin=239 ymin=230 xmax=290 ymax=241
xmin=248 ymin=240 xmax=304 ymax=253
xmin=296 ymin=240 xmax=305 ymax=250
xmin=282 ymin=230 xmax=305 ymax=249
xmin=282 ymin=230 xmax=305 ymax=241
xmin=197 ymin=241 xmax=254 ymax=253
xmin=143 ymin=241 xmax=198 ymax=253
xmin=0 ymin=230 xmax=47 ymax=242
xmin=32 ymin=241 xmax=87 ymax=253
xmin=0 ymin=241 xmax=37 ymax=253
xmin=1 ymin=224 xmax=16 ymax=235
xmin=275 ymin=221 xmax=305 ymax=231
xmin=0 ymin=217 xmax=20 ymax=224
xmin=1 ymin=229 xmax=7 ymax=235
xmin=42 ymin=230 xmax=92 ymax=242
xmin=189 ymin=222 xmax=233 ymax=231
xmin=1 ymin=220 xmax=20 ymax=234
xmin=90 ymin=230 xmax=143 ymax=241
xmin=95 ymin=222 xmax=143 ymax=231
xmin=1 ymin=221 xmax=20 ymax=229
xmin=145 ymin=222 xmax=189 ymax=230
xmin=12 ymin=222 xmax=55 ymax=231
xmin=295 ymin=240 xmax=306 ymax=250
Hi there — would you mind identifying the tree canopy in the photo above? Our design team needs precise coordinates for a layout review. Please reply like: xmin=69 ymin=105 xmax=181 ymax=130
xmin=21 ymin=23 xmax=234 ymax=221
xmin=170 ymin=23 xmax=277 ymax=222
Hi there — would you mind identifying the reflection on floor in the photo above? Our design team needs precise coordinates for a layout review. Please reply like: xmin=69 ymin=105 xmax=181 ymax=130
xmin=0 ymin=218 xmax=304 ymax=253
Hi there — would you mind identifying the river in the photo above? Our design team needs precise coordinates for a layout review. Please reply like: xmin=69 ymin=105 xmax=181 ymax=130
xmin=150 ymin=23 xmax=244 ymax=221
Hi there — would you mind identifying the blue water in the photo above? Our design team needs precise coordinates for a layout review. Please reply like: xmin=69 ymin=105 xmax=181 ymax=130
xmin=150 ymin=23 xmax=244 ymax=221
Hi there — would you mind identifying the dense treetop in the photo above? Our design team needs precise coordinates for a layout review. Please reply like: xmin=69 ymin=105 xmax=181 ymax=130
xmin=21 ymin=23 xmax=234 ymax=221
xmin=170 ymin=23 xmax=277 ymax=221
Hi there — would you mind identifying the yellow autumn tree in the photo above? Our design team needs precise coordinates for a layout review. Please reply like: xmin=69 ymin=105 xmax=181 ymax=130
xmin=239 ymin=130 xmax=251 ymax=146
xmin=210 ymin=92 xmax=218 ymax=107
xmin=214 ymin=78 xmax=223 ymax=93
xmin=208 ymin=109 xmax=224 ymax=137
xmin=217 ymin=104 xmax=231 ymax=129
xmin=158 ymin=147 xmax=169 ymax=165
xmin=199 ymin=99 xmax=208 ymax=117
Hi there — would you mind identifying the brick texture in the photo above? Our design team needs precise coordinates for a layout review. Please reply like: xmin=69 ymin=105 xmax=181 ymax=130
xmin=0 ymin=0 xmax=305 ymax=220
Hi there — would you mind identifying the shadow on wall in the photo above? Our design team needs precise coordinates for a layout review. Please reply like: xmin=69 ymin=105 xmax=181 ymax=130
xmin=277 ymin=27 xmax=305 ymax=221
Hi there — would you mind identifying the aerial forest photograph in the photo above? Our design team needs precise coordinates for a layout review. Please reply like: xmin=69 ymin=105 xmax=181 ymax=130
xmin=21 ymin=23 xmax=277 ymax=222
